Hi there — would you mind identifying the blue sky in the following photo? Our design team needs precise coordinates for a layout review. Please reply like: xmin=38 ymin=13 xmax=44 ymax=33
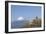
xmin=11 ymin=5 xmax=41 ymax=21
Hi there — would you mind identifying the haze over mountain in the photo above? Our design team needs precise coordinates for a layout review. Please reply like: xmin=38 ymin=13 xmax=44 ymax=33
xmin=11 ymin=17 xmax=30 ymax=28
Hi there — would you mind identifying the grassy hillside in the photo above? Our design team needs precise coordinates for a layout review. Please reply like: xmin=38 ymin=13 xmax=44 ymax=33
xmin=23 ymin=17 xmax=41 ymax=28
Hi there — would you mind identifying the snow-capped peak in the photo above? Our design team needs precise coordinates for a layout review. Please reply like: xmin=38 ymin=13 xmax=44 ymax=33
xmin=17 ymin=17 xmax=24 ymax=20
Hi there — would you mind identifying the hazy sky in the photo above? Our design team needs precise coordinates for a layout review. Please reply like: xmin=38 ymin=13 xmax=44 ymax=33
xmin=11 ymin=5 xmax=41 ymax=21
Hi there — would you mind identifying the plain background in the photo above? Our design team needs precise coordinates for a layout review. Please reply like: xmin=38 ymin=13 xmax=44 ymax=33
xmin=0 ymin=0 xmax=46 ymax=34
